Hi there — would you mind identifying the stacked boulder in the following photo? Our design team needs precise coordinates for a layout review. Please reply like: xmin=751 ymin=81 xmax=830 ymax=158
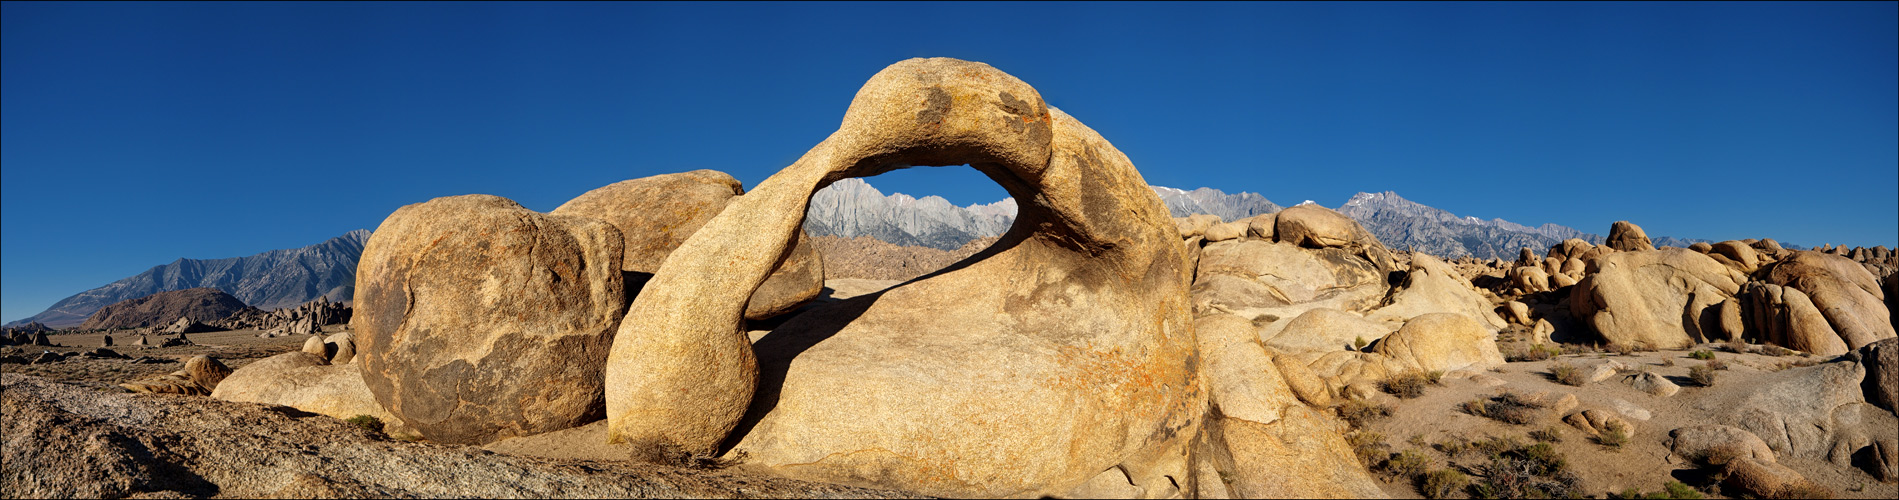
xmin=218 ymin=296 xmax=353 ymax=337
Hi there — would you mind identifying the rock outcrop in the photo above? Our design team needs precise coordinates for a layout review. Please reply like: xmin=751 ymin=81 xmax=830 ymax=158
xmin=119 ymin=355 xmax=231 ymax=396
xmin=1570 ymin=249 xmax=1747 ymax=349
xmin=552 ymin=169 xmax=825 ymax=320
xmin=609 ymin=58 xmax=1206 ymax=498
xmin=1606 ymin=220 xmax=1656 ymax=252
xmin=78 ymin=288 xmax=248 ymax=331
xmin=354 ymin=195 xmax=627 ymax=445
xmin=1765 ymin=251 xmax=1895 ymax=351
xmin=212 ymin=352 xmax=394 ymax=424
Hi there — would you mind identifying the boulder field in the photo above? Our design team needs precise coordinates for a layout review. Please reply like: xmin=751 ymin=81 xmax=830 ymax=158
xmin=5 ymin=57 xmax=1894 ymax=498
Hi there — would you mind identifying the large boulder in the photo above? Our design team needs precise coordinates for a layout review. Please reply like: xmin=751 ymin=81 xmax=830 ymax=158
xmin=1741 ymin=282 xmax=1851 ymax=356
xmin=551 ymin=170 xmax=825 ymax=320
xmin=212 ymin=352 xmax=395 ymax=424
xmin=610 ymin=58 xmax=1204 ymax=497
xmin=354 ymin=194 xmax=627 ymax=445
xmin=1720 ymin=357 xmax=1898 ymax=462
xmin=1570 ymin=249 xmax=1748 ymax=349
xmin=1606 ymin=220 xmax=1655 ymax=252
xmin=1365 ymin=253 xmax=1509 ymax=331
xmin=1766 ymin=251 xmax=1896 ymax=350
xmin=1191 ymin=314 xmax=1384 ymax=499
xmin=1192 ymin=239 xmax=1390 ymax=321
xmin=1667 ymin=425 xmax=1776 ymax=465
xmin=1373 ymin=312 xmax=1505 ymax=374
xmin=1265 ymin=308 xmax=1390 ymax=353
xmin=1860 ymin=338 xmax=1898 ymax=414
xmin=119 ymin=355 xmax=231 ymax=396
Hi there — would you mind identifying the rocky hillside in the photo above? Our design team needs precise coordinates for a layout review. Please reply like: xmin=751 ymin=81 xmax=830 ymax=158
xmin=7 ymin=230 xmax=368 ymax=328
xmin=77 ymin=287 xmax=249 ymax=330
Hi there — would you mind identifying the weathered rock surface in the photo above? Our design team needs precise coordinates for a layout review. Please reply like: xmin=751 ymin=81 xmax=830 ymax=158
xmin=79 ymin=287 xmax=248 ymax=331
xmin=1193 ymin=239 xmax=1390 ymax=321
xmin=1721 ymin=357 xmax=1898 ymax=462
xmin=118 ymin=355 xmax=231 ymax=396
xmin=1606 ymin=220 xmax=1655 ymax=252
xmin=1365 ymin=253 xmax=1508 ymax=331
xmin=212 ymin=352 xmax=395 ymax=424
xmin=1626 ymin=370 xmax=1681 ymax=397
xmin=552 ymin=169 xmax=825 ymax=320
xmin=1861 ymin=337 xmax=1899 ymax=414
xmin=1266 ymin=308 xmax=1390 ymax=353
xmin=1 ymin=374 xmax=920 ymax=499
xmin=1372 ymin=312 xmax=1506 ymax=374
xmin=1722 ymin=457 xmax=1816 ymax=498
xmin=1766 ymin=251 xmax=1896 ymax=351
xmin=1742 ymin=282 xmax=1852 ymax=356
xmin=1570 ymin=249 xmax=1747 ymax=349
xmin=1668 ymin=425 xmax=1776 ymax=464
xmin=611 ymin=58 xmax=1203 ymax=498
xmin=354 ymin=194 xmax=627 ymax=445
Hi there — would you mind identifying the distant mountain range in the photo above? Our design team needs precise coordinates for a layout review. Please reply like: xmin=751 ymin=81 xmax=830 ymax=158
xmin=802 ymin=181 xmax=1718 ymax=258
xmin=6 ymin=230 xmax=368 ymax=328
xmin=8 ymin=181 xmax=1740 ymax=328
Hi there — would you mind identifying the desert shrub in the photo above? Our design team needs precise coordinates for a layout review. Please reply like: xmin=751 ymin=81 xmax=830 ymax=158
xmin=1339 ymin=399 xmax=1393 ymax=428
xmin=1761 ymin=344 xmax=1794 ymax=357
xmin=1380 ymin=449 xmax=1430 ymax=480
xmin=1724 ymin=338 xmax=1752 ymax=354
xmin=1608 ymin=343 xmax=1637 ymax=356
xmin=1548 ymin=361 xmax=1587 ymax=386
xmin=1663 ymin=480 xmax=1705 ymax=499
xmin=1689 ymin=364 xmax=1718 ymax=387
xmin=1472 ymin=435 xmax=1522 ymax=457
xmin=1661 ymin=357 xmax=1676 ymax=367
xmin=1596 ymin=421 xmax=1630 ymax=449
xmin=1434 ymin=437 xmax=1472 ymax=458
xmin=1355 ymin=336 xmax=1369 ymax=351
xmin=1408 ymin=434 xmax=1429 ymax=447
xmin=1529 ymin=425 xmax=1563 ymax=443
xmin=1706 ymin=358 xmax=1728 ymax=371
xmin=1470 ymin=439 xmax=1583 ymax=499
xmin=1384 ymin=371 xmax=1430 ymax=399
xmin=1347 ymin=431 xmax=1390 ymax=468
xmin=344 ymin=415 xmax=384 ymax=434
xmin=1421 ymin=468 xmax=1468 ymax=499
xmin=1426 ymin=370 xmax=1445 ymax=385
xmin=1689 ymin=349 xmax=1715 ymax=360
xmin=1465 ymin=392 xmax=1544 ymax=425
xmin=1508 ymin=343 xmax=1559 ymax=362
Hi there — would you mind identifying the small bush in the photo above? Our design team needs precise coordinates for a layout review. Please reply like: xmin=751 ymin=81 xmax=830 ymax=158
xmin=1509 ymin=343 xmax=1559 ymax=362
xmin=1664 ymin=480 xmax=1705 ymax=499
xmin=1471 ymin=438 xmax=1584 ymax=499
xmin=344 ymin=415 xmax=385 ymax=434
xmin=1384 ymin=371 xmax=1429 ymax=399
xmin=1689 ymin=349 xmax=1715 ymax=360
xmin=1529 ymin=426 xmax=1564 ymax=443
xmin=1339 ymin=399 xmax=1393 ymax=428
xmin=1381 ymin=449 xmax=1430 ymax=479
xmin=1761 ymin=345 xmax=1794 ymax=357
xmin=1549 ymin=361 xmax=1587 ymax=386
xmin=1425 ymin=370 xmax=1445 ymax=385
xmin=1407 ymin=434 xmax=1429 ymax=448
xmin=1689 ymin=364 xmax=1718 ymax=387
xmin=1421 ymin=468 xmax=1468 ymax=499
xmin=1608 ymin=343 xmax=1637 ymax=356
xmin=1596 ymin=421 xmax=1630 ymax=449
xmin=1473 ymin=435 xmax=1522 ymax=457
xmin=1706 ymin=358 xmax=1728 ymax=371
xmin=1661 ymin=357 xmax=1676 ymax=367
xmin=1435 ymin=437 xmax=1472 ymax=458
xmin=1725 ymin=338 xmax=1752 ymax=354
xmin=1465 ymin=392 xmax=1545 ymax=425
xmin=1347 ymin=431 xmax=1390 ymax=468
xmin=1355 ymin=336 xmax=1369 ymax=351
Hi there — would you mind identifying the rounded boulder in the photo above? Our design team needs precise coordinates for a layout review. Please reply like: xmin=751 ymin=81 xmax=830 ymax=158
xmin=354 ymin=194 xmax=626 ymax=445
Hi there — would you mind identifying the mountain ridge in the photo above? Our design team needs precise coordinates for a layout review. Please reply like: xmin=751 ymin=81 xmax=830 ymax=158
xmin=6 ymin=230 xmax=369 ymax=328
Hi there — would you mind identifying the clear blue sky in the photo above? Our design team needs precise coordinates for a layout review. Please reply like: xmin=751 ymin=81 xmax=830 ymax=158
xmin=4 ymin=1 xmax=1895 ymax=322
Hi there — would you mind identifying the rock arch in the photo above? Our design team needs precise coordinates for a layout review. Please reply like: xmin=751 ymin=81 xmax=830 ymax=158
xmin=604 ymin=58 xmax=1200 ymax=497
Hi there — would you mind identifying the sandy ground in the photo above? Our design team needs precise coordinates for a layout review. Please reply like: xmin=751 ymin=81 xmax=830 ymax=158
xmin=0 ymin=325 xmax=336 ymax=389
xmin=1360 ymin=344 xmax=1898 ymax=499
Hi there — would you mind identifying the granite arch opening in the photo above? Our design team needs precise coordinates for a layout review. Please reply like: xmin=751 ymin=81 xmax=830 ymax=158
xmin=603 ymin=57 xmax=1197 ymax=497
